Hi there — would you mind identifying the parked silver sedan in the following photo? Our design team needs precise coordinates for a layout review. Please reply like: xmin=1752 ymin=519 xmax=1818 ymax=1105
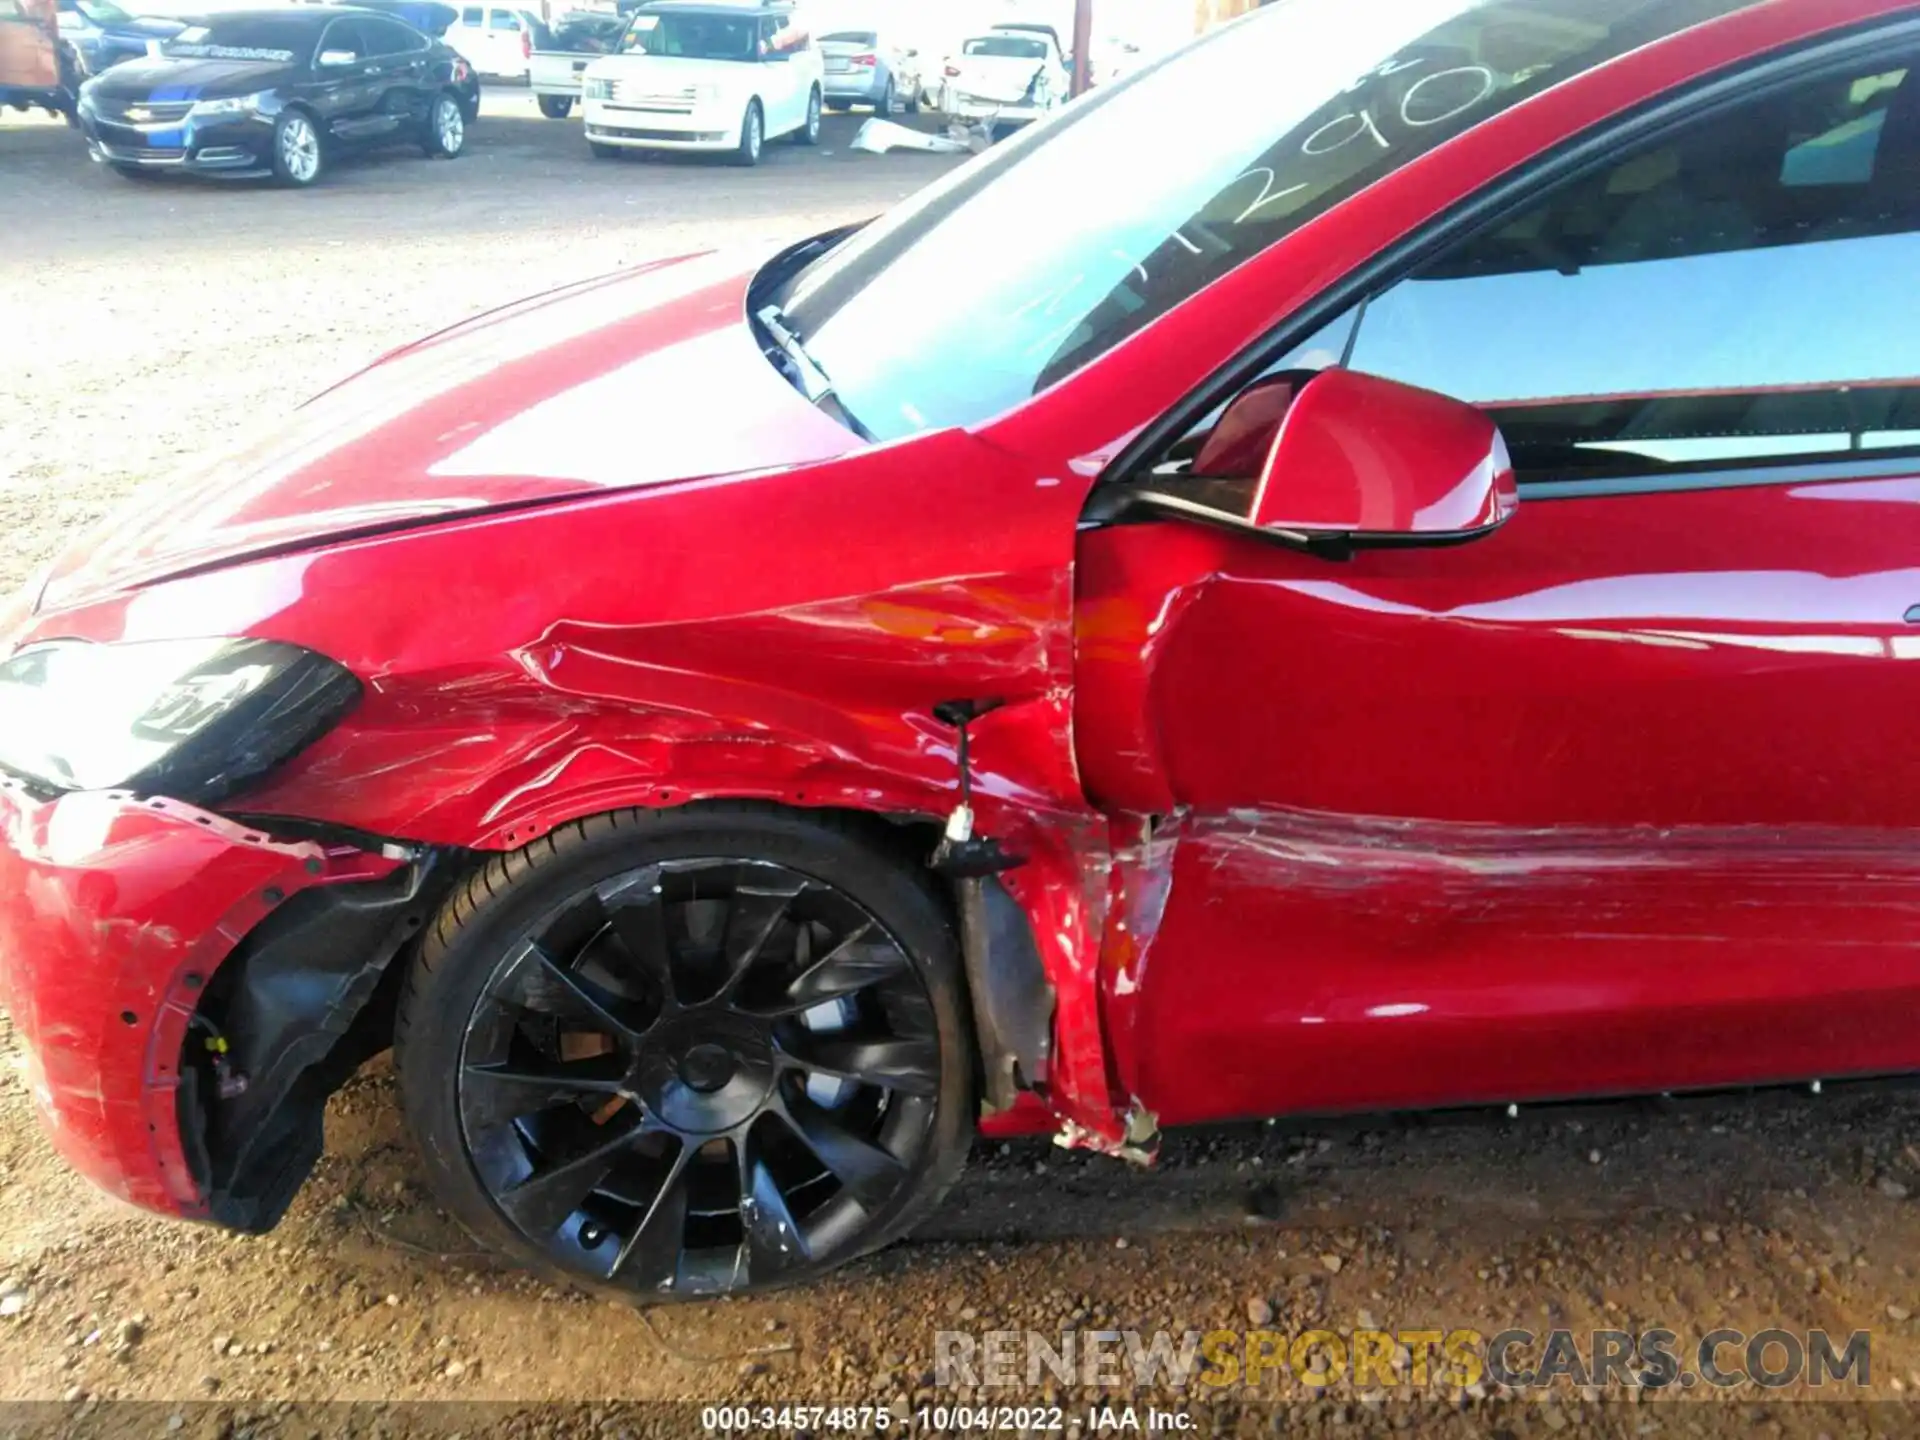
xmin=819 ymin=27 xmax=918 ymax=113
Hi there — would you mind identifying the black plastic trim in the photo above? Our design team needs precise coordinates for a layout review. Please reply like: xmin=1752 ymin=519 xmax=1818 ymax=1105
xmin=184 ymin=852 xmax=458 ymax=1232
xmin=1523 ymin=452 xmax=1920 ymax=501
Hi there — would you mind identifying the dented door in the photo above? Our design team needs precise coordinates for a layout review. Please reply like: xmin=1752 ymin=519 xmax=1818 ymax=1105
xmin=1076 ymin=474 xmax=1920 ymax=1128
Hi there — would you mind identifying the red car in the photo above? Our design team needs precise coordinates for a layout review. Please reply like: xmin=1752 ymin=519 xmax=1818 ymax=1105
xmin=4 ymin=0 xmax=1920 ymax=1299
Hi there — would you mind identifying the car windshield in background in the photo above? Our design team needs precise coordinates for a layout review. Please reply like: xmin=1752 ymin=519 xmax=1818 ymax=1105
xmin=163 ymin=16 xmax=312 ymax=61
xmin=71 ymin=0 xmax=135 ymax=24
xmin=964 ymin=36 xmax=1046 ymax=58
xmin=555 ymin=13 xmax=622 ymax=47
xmin=620 ymin=11 xmax=756 ymax=59
xmin=783 ymin=0 xmax=1759 ymax=443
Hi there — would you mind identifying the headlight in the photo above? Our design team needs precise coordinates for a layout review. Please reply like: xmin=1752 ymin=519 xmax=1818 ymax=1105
xmin=188 ymin=92 xmax=266 ymax=119
xmin=0 ymin=637 xmax=359 ymax=802
xmin=583 ymin=76 xmax=612 ymax=99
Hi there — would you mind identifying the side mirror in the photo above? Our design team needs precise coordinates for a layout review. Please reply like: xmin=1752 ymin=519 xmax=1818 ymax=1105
xmin=1189 ymin=371 xmax=1303 ymax=479
xmin=317 ymin=47 xmax=358 ymax=64
xmin=1248 ymin=368 xmax=1515 ymax=541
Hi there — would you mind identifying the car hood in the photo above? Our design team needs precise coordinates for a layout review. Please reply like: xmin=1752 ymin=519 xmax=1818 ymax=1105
xmin=86 ymin=53 xmax=297 ymax=98
xmin=38 ymin=249 xmax=862 ymax=616
xmin=110 ymin=17 xmax=186 ymax=39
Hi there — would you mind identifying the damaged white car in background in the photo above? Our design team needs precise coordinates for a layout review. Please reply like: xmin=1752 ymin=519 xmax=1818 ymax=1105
xmin=936 ymin=23 xmax=1070 ymax=129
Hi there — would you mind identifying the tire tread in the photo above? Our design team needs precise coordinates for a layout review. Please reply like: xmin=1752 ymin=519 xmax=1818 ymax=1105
xmin=391 ymin=803 xmax=972 ymax=1306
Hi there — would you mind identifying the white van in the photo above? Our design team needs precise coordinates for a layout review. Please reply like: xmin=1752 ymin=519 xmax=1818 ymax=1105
xmin=581 ymin=0 xmax=822 ymax=165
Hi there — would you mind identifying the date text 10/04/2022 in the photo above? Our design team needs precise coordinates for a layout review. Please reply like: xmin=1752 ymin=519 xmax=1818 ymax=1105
xmin=698 ymin=1407 xmax=1196 ymax=1432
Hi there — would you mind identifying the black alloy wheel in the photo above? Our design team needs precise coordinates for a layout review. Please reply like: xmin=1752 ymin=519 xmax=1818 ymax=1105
xmin=397 ymin=808 xmax=973 ymax=1301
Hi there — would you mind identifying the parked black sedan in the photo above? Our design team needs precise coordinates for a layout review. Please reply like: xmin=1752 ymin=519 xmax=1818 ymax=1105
xmin=76 ymin=7 xmax=478 ymax=185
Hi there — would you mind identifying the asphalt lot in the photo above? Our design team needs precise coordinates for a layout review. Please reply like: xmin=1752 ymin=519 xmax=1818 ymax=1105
xmin=7 ymin=81 xmax=1920 ymax=1434
xmin=1 ymin=86 xmax=958 ymax=258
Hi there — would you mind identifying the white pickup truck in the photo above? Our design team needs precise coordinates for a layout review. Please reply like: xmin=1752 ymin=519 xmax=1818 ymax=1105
xmin=528 ymin=11 xmax=624 ymax=117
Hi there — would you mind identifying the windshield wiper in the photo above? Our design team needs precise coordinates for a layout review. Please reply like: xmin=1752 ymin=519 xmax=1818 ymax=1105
xmin=753 ymin=302 xmax=873 ymax=441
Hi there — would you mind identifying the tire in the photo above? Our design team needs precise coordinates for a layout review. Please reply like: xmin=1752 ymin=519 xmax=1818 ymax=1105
xmin=904 ymin=88 xmax=921 ymax=115
xmin=422 ymin=90 xmax=466 ymax=159
xmin=394 ymin=804 xmax=975 ymax=1303
xmin=825 ymin=98 xmax=851 ymax=112
xmin=730 ymin=98 xmax=762 ymax=166
xmin=269 ymin=108 xmax=324 ymax=187
xmin=588 ymin=140 xmax=620 ymax=159
xmin=872 ymin=77 xmax=893 ymax=115
xmin=537 ymin=94 xmax=573 ymax=119
xmin=792 ymin=85 xmax=820 ymax=145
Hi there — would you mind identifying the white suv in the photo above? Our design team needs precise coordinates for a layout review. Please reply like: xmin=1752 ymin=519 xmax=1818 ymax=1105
xmin=581 ymin=0 xmax=823 ymax=165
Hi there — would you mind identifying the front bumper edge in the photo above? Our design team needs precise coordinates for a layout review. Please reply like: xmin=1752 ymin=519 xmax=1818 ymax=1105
xmin=0 ymin=781 xmax=396 ymax=1220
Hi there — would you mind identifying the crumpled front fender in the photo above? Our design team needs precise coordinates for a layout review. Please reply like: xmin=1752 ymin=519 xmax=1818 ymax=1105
xmin=0 ymin=781 xmax=395 ymax=1217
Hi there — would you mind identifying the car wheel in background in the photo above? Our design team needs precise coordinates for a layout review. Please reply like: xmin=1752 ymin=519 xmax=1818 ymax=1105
xmin=270 ymin=109 xmax=324 ymax=187
xmin=423 ymin=91 xmax=467 ymax=158
xmin=793 ymin=86 xmax=820 ymax=145
xmin=825 ymin=97 xmax=850 ymax=111
xmin=393 ymin=805 xmax=976 ymax=1303
xmin=538 ymin=94 xmax=574 ymax=119
xmin=732 ymin=99 xmax=762 ymax=166
xmin=872 ymin=77 xmax=893 ymax=115
xmin=904 ymin=86 xmax=921 ymax=114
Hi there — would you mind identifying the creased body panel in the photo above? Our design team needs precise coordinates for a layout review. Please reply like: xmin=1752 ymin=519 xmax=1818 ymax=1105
xmin=1080 ymin=474 xmax=1920 ymax=1130
xmin=0 ymin=785 xmax=390 ymax=1216
xmin=1120 ymin=808 xmax=1920 ymax=1126
xmin=19 ymin=431 xmax=1123 ymax=1141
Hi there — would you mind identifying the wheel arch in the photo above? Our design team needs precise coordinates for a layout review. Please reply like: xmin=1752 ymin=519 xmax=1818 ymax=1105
xmin=180 ymin=796 xmax=1062 ymax=1231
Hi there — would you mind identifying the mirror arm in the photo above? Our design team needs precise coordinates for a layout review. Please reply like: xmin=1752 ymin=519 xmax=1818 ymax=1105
xmin=1115 ymin=490 xmax=1354 ymax=561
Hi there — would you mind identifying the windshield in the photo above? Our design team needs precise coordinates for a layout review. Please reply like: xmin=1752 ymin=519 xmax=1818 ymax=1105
xmin=783 ymin=0 xmax=1755 ymax=443
xmin=964 ymin=36 xmax=1046 ymax=59
xmin=620 ymin=11 xmax=756 ymax=59
xmin=163 ymin=15 xmax=312 ymax=60
xmin=70 ymin=0 xmax=135 ymax=24
xmin=820 ymin=30 xmax=873 ymax=45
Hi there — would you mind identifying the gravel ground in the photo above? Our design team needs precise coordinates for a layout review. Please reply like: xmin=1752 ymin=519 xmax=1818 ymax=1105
xmin=5 ymin=85 xmax=1920 ymax=1440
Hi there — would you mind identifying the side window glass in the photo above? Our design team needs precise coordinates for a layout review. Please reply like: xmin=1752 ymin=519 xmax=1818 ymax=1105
xmin=490 ymin=9 xmax=520 ymax=30
xmin=1347 ymin=59 xmax=1920 ymax=481
xmin=322 ymin=20 xmax=366 ymax=58
xmin=368 ymin=20 xmax=418 ymax=55
xmin=461 ymin=6 xmax=482 ymax=25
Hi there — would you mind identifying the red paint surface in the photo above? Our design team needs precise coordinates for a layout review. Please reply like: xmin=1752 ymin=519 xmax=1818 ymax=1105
xmin=1249 ymin=370 xmax=1515 ymax=535
xmin=0 ymin=784 xmax=394 ymax=1211
xmin=1079 ymin=472 xmax=1920 ymax=1125
xmin=2 ymin=0 xmax=1917 ymax=1222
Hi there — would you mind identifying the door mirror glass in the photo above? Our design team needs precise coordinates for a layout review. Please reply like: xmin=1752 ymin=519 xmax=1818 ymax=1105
xmin=318 ymin=47 xmax=358 ymax=64
xmin=1249 ymin=369 xmax=1516 ymax=539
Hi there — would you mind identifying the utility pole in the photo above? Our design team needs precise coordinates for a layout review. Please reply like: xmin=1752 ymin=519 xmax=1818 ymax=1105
xmin=1070 ymin=0 xmax=1094 ymax=96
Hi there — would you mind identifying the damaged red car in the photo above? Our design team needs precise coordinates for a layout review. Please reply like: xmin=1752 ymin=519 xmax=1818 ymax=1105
xmin=5 ymin=0 xmax=1920 ymax=1299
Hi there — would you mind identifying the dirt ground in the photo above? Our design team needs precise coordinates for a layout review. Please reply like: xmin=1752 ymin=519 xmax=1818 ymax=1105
xmin=6 ymin=88 xmax=1920 ymax=1439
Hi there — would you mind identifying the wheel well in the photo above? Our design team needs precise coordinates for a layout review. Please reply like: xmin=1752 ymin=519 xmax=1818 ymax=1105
xmin=176 ymin=799 xmax=1044 ymax=1232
